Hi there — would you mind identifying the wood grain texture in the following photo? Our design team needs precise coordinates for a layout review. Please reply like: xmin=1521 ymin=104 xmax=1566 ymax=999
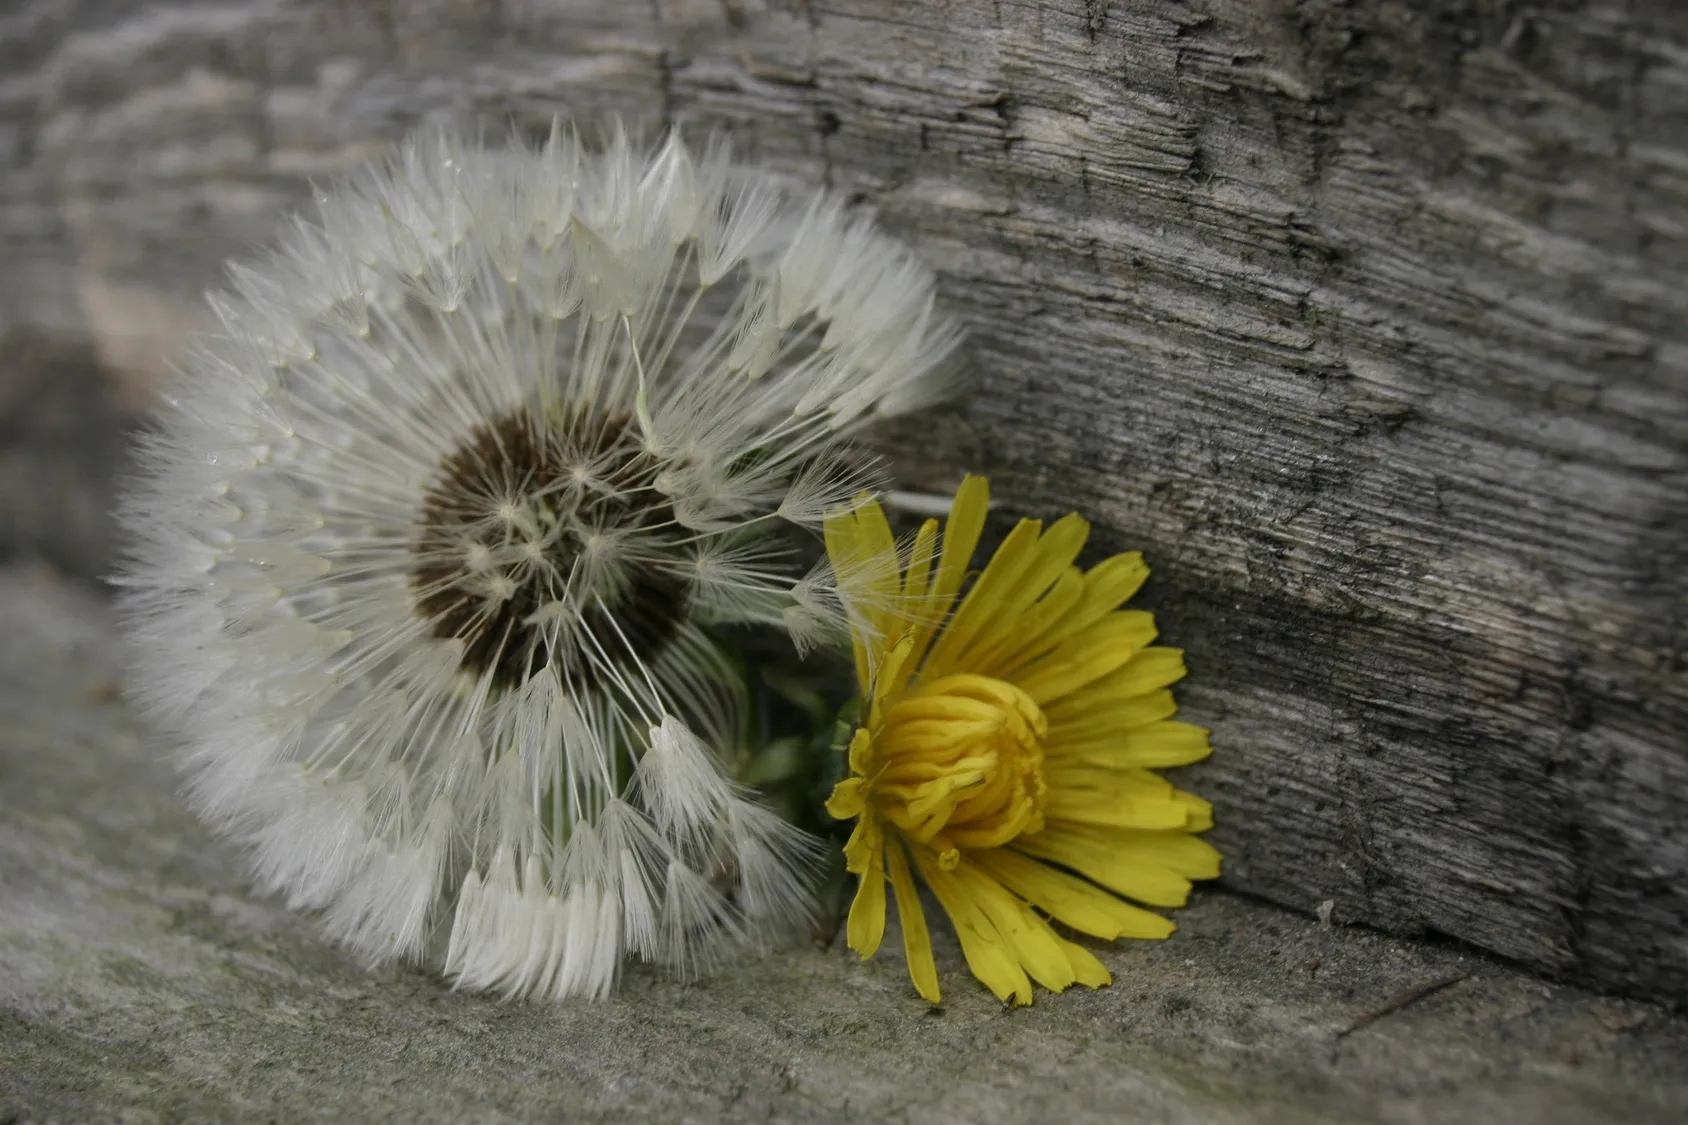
xmin=0 ymin=0 xmax=1683 ymax=1002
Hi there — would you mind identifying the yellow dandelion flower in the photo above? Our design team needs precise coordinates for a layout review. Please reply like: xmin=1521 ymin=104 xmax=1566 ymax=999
xmin=822 ymin=475 xmax=1219 ymax=1005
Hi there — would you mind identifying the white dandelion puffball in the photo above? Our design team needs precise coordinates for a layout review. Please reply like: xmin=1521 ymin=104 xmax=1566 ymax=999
xmin=117 ymin=122 xmax=963 ymax=1001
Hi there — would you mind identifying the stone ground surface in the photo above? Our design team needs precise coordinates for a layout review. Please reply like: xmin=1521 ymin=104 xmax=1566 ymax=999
xmin=1 ymin=564 xmax=1685 ymax=1125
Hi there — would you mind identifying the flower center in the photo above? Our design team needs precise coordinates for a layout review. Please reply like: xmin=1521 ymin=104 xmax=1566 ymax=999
xmin=409 ymin=405 xmax=685 ymax=691
xmin=871 ymin=673 xmax=1049 ymax=867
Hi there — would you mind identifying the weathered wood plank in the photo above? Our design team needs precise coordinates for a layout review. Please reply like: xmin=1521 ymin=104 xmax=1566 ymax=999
xmin=0 ymin=0 xmax=1683 ymax=1003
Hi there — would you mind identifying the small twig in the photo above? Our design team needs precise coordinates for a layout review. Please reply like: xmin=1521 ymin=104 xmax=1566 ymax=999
xmin=1336 ymin=971 xmax=1469 ymax=1038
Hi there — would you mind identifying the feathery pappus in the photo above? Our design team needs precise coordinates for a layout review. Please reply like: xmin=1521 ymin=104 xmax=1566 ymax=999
xmin=116 ymin=122 xmax=962 ymax=1000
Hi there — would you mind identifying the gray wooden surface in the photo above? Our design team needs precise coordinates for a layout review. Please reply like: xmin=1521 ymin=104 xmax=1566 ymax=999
xmin=3 ymin=565 xmax=1686 ymax=1124
xmin=0 ymin=0 xmax=1684 ymax=1009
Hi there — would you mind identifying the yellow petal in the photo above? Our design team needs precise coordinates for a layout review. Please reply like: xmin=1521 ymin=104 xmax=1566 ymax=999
xmin=974 ymin=564 xmax=1086 ymax=679
xmin=847 ymin=850 xmax=888 ymax=958
xmin=931 ymin=475 xmax=989 ymax=606
xmin=1046 ymin=798 xmax=1191 ymax=833
xmin=916 ymin=848 xmax=1033 ymax=1005
xmin=885 ymin=692 xmax=1010 ymax=725
xmin=1039 ymin=650 xmax=1187 ymax=727
xmin=1041 ymin=763 xmax=1177 ymax=796
xmin=1031 ymin=826 xmax=1222 ymax=880
xmin=1107 ymin=646 xmax=1188 ymax=697
xmin=922 ymin=517 xmax=1043 ymax=678
xmin=1121 ymin=830 xmax=1223 ymax=879
xmin=972 ymin=847 xmax=1176 ymax=940
xmin=946 ymin=515 xmax=1092 ymax=676
xmin=954 ymin=862 xmax=1077 ymax=995
xmin=901 ymin=475 xmax=990 ymax=675
xmin=887 ymin=842 xmax=940 ymax=1003
xmin=1041 ymin=766 xmax=1196 ymax=832
xmin=1174 ymin=789 xmax=1214 ymax=832
xmin=1013 ymin=611 xmax=1159 ymax=705
xmin=994 ymin=551 xmax=1152 ymax=677
xmin=1078 ymin=552 xmax=1150 ymax=617
xmin=1013 ymin=513 xmax=1091 ymax=600
xmin=1060 ymin=938 xmax=1114 ymax=989
xmin=903 ymin=519 xmax=938 ymax=601
xmin=1049 ymin=608 xmax=1160 ymax=663
xmin=1042 ymin=688 xmax=1179 ymax=737
xmin=931 ymin=511 xmax=1097 ymax=681
xmin=840 ymin=816 xmax=878 ymax=874
xmin=1045 ymin=550 xmax=1149 ymax=637
xmin=876 ymin=721 xmax=999 ymax=757
xmin=827 ymin=776 xmax=869 ymax=819
xmin=846 ymin=727 xmax=876 ymax=776
xmin=867 ymin=633 xmax=917 ymax=726
xmin=852 ymin=497 xmax=898 ymax=566
xmin=1047 ymin=721 xmax=1211 ymax=769
xmin=1014 ymin=827 xmax=1201 ymax=907
xmin=824 ymin=496 xmax=901 ymax=691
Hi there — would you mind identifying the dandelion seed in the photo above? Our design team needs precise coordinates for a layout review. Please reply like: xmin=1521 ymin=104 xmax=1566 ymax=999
xmin=116 ymin=122 xmax=962 ymax=1000
xmin=824 ymin=477 xmax=1219 ymax=1005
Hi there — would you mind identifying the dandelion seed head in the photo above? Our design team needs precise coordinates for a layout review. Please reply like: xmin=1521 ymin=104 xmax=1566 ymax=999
xmin=117 ymin=121 xmax=962 ymax=1001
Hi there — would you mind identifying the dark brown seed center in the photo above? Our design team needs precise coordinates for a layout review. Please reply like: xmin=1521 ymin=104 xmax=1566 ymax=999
xmin=409 ymin=406 xmax=686 ymax=692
